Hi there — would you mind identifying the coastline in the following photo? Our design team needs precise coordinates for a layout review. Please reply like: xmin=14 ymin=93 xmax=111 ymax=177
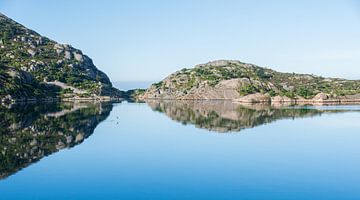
xmin=0 ymin=96 xmax=123 ymax=105
xmin=3 ymin=94 xmax=360 ymax=106
xmin=139 ymin=94 xmax=360 ymax=105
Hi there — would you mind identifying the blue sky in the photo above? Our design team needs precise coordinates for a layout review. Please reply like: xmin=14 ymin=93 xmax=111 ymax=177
xmin=1 ymin=0 xmax=360 ymax=82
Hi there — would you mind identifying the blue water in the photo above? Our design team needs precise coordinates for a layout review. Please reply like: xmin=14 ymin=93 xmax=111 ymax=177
xmin=1 ymin=102 xmax=360 ymax=200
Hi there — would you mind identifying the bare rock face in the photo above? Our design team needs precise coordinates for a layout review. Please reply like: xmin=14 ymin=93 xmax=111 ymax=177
xmin=143 ymin=79 xmax=243 ymax=100
xmin=313 ymin=93 xmax=329 ymax=101
xmin=53 ymin=44 xmax=64 ymax=54
xmin=64 ymin=51 xmax=72 ymax=59
xmin=73 ymin=52 xmax=83 ymax=62
xmin=271 ymin=95 xmax=294 ymax=103
xmin=217 ymin=78 xmax=242 ymax=88
xmin=233 ymin=93 xmax=271 ymax=103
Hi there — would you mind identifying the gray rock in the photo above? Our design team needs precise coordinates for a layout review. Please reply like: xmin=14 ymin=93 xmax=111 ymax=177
xmin=66 ymin=136 xmax=73 ymax=144
xmin=27 ymin=49 xmax=36 ymax=57
xmin=75 ymin=133 xmax=84 ymax=142
xmin=233 ymin=93 xmax=271 ymax=103
xmin=64 ymin=51 xmax=71 ymax=59
xmin=54 ymin=44 xmax=64 ymax=54
xmin=313 ymin=93 xmax=329 ymax=101
xmin=73 ymin=52 xmax=83 ymax=62
xmin=7 ymin=69 xmax=34 ymax=84
xmin=56 ymin=141 xmax=66 ymax=150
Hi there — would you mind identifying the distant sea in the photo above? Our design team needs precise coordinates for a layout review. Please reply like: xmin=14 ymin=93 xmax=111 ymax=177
xmin=113 ymin=81 xmax=156 ymax=91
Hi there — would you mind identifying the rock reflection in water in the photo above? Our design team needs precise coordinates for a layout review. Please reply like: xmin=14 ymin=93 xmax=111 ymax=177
xmin=147 ymin=100 xmax=358 ymax=133
xmin=0 ymin=102 xmax=112 ymax=179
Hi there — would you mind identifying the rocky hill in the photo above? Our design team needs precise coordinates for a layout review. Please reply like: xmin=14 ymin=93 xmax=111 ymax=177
xmin=0 ymin=13 xmax=125 ymax=103
xmin=140 ymin=60 xmax=360 ymax=102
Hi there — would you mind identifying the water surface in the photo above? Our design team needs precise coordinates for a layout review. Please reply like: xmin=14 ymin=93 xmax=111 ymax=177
xmin=0 ymin=101 xmax=360 ymax=200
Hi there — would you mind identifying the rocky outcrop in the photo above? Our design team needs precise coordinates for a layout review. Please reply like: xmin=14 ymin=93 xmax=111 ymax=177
xmin=313 ymin=92 xmax=329 ymax=101
xmin=0 ymin=13 xmax=124 ymax=102
xmin=140 ymin=60 xmax=360 ymax=102
xmin=233 ymin=93 xmax=271 ymax=103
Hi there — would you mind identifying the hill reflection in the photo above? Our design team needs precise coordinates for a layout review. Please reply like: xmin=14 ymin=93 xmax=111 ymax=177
xmin=0 ymin=102 xmax=112 ymax=179
xmin=147 ymin=100 xmax=358 ymax=133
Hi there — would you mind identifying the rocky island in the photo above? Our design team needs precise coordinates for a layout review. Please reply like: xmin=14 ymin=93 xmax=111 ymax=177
xmin=0 ymin=13 xmax=125 ymax=103
xmin=140 ymin=60 xmax=360 ymax=103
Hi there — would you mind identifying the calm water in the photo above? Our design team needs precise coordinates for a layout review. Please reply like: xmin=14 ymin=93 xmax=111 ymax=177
xmin=1 ymin=101 xmax=360 ymax=200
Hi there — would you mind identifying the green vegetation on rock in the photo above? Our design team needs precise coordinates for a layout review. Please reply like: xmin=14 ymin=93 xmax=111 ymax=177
xmin=142 ymin=60 xmax=360 ymax=100
xmin=0 ymin=13 xmax=124 ymax=102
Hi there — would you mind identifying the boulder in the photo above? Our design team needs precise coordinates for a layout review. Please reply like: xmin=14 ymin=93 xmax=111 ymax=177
xmin=313 ymin=93 xmax=329 ymax=101
xmin=75 ymin=133 xmax=84 ymax=142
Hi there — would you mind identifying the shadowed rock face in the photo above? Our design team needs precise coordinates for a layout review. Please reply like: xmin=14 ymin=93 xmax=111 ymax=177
xmin=0 ymin=102 xmax=113 ymax=179
xmin=147 ymin=100 xmax=359 ymax=133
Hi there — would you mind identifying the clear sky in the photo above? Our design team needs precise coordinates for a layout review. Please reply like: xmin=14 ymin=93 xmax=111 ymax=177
xmin=1 ymin=0 xmax=360 ymax=82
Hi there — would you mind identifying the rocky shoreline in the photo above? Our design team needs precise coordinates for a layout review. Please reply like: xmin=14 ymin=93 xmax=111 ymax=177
xmin=141 ymin=93 xmax=360 ymax=103
xmin=0 ymin=96 xmax=123 ymax=105
xmin=232 ymin=93 xmax=360 ymax=104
